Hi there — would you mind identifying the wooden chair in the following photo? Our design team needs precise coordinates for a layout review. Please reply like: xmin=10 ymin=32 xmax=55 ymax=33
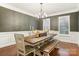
xmin=14 ymin=34 xmax=35 ymax=56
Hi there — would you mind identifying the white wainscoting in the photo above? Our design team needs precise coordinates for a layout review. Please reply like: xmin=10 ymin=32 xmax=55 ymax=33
xmin=0 ymin=31 xmax=32 ymax=48
xmin=0 ymin=31 xmax=79 ymax=48
xmin=52 ymin=31 xmax=79 ymax=44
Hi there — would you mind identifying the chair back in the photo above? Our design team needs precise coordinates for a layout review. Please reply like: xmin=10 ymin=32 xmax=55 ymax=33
xmin=14 ymin=34 xmax=25 ymax=53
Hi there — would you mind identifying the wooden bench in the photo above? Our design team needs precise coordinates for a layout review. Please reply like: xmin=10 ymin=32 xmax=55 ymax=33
xmin=40 ymin=40 xmax=59 ymax=56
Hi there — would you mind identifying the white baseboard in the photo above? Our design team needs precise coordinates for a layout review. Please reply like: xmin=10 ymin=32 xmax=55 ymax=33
xmin=58 ymin=39 xmax=78 ymax=45
xmin=0 ymin=42 xmax=16 ymax=48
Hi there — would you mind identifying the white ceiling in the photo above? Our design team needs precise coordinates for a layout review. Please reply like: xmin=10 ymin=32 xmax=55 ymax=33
xmin=0 ymin=3 xmax=79 ymax=18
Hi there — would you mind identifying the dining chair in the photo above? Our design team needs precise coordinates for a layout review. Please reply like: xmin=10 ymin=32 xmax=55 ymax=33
xmin=14 ymin=34 xmax=35 ymax=56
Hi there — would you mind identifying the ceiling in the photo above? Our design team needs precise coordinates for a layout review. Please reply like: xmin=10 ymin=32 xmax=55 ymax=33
xmin=0 ymin=3 xmax=79 ymax=18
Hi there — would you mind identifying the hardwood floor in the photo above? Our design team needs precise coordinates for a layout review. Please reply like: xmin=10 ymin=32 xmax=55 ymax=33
xmin=0 ymin=41 xmax=78 ymax=56
xmin=50 ymin=42 xmax=79 ymax=56
xmin=0 ymin=45 xmax=17 ymax=56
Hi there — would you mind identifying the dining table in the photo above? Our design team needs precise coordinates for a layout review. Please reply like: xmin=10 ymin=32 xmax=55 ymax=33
xmin=24 ymin=33 xmax=58 ymax=56
xmin=24 ymin=34 xmax=57 ymax=46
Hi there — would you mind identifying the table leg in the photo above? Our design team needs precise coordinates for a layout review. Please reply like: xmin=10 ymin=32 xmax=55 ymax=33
xmin=33 ymin=49 xmax=36 ymax=56
xmin=43 ymin=52 xmax=49 ymax=56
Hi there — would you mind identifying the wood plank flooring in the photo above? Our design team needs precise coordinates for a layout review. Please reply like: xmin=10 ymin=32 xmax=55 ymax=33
xmin=50 ymin=42 xmax=79 ymax=56
xmin=0 ymin=41 xmax=78 ymax=56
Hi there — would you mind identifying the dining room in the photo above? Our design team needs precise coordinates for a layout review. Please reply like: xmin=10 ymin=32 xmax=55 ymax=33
xmin=0 ymin=3 xmax=79 ymax=56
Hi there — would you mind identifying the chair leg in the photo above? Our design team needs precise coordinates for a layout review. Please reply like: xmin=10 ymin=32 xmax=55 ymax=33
xmin=17 ymin=53 xmax=19 ymax=56
xmin=33 ymin=49 xmax=36 ymax=56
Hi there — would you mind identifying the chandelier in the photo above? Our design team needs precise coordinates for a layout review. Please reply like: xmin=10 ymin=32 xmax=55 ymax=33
xmin=38 ymin=3 xmax=47 ymax=19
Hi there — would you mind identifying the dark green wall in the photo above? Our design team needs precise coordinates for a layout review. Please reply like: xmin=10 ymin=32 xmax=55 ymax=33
xmin=39 ymin=12 xmax=79 ymax=31
xmin=78 ymin=12 xmax=79 ymax=31
xmin=0 ymin=6 xmax=78 ymax=32
xmin=37 ymin=19 xmax=43 ymax=30
xmin=0 ymin=6 xmax=38 ymax=32
xmin=50 ymin=12 xmax=79 ymax=31
xmin=50 ymin=16 xmax=58 ymax=31
xmin=70 ymin=12 xmax=78 ymax=31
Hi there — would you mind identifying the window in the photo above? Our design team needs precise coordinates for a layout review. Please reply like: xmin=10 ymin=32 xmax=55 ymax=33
xmin=59 ymin=15 xmax=70 ymax=36
xmin=43 ymin=18 xmax=50 ymax=31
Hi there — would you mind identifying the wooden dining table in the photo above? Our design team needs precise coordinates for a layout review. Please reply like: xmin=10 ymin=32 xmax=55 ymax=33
xmin=24 ymin=33 xmax=58 ymax=56
xmin=24 ymin=34 xmax=57 ymax=46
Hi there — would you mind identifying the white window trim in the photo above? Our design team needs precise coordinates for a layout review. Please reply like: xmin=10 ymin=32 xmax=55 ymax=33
xmin=43 ymin=18 xmax=50 ymax=31
xmin=58 ymin=15 xmax=70 ymax=37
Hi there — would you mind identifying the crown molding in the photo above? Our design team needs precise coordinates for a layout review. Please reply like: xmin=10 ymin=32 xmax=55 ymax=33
xmin=48 ymin=8 xmax=79 ymax=17
xmin=0 ymin=4 xmax=79 ymax=18
xmin=0 ymin=4 xmax=37 ymax=18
